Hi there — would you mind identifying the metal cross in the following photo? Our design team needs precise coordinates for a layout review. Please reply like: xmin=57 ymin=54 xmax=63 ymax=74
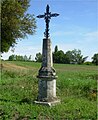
xmin=37 ymin=4 xmax=59 ymax=39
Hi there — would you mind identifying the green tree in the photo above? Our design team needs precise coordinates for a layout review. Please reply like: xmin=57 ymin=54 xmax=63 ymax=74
xmin=65 ymin=49 xmax=88 ymax=64
xmin=28 ymin=55 xmax=32 ymax=61
xmin=24 ymin=55 xmax=28 ymax=61
xmin=1 ymin=0 xmax=36 ymax=53
xmin=8 ymin=54 xmax=16 ymax=61
xmin=35 ymin=52 xmax=42 ymax=62
xmin=71 ymin=49 xmax=86 ymax=64
xmin=8 ymin=54 xmax=30 ymax=61
xmin=53 ymin=45 xmax=59 ymax=63
xmin=92 ymin=53 xmax=98 ymax=65
xmin=65 ymin=50 xmax=73 ymax=64
xmin=15 ymin=55 xmax=23 ymax=61
xmin=53 ymin=50 xmax=65 ymax=63
xmin=54 ymin=45 xmax=58 ymax=53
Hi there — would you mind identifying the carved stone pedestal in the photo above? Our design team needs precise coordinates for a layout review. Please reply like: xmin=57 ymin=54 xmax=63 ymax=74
xmin=35 ymin=38 xmax=60 ymax=106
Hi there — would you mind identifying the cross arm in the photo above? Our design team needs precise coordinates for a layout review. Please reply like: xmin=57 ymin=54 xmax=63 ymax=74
xmin=50 ymin=13 xmax=59 ymax=17
xmin=37 ymin=14 xmax=45 ymax=18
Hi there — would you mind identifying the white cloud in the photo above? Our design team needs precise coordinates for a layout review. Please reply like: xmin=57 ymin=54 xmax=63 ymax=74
xmin=2 ymin=45 xmax=42 ymax=60
xmin=83 ymin=31 xmax=98 ymax=42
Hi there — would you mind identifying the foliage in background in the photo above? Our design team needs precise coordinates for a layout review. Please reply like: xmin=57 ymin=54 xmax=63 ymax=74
xmin=53 ymin=46 xmax=88 ymax=64
xmin=8 ymin=54 xmax=32 ymax=61
xmin=35 ymin=46 xmax=88 ymax=64
xmin=8 ymin=47 xmax=97 ymax=66
xmin=92 ymin=53 xmax=98 ymax=65
xmin=35 ymin=52 xmax=42 ymax=62
xmin=1 ymin=0 xmax=36 ymax=53
xmin=84 ymin=61 xmax=92 ymax=65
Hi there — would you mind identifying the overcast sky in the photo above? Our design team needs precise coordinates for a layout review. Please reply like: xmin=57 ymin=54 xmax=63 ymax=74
xmin=2 ymin=0 xmax=98 ymax=61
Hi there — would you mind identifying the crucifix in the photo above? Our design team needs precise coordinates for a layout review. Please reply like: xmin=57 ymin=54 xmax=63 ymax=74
xmin=35 ymin=5 xmax=60 ymax=106
xmin=37 ymin=4 xmax=59 ymax=39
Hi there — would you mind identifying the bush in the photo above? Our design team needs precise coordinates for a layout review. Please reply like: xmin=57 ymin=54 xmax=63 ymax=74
xmin=84 ymin=61 xmax=92 ymax=65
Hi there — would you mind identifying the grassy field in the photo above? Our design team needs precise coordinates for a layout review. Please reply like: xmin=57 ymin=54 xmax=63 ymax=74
xmin=0 ymin=61 xmax=97 ymax=120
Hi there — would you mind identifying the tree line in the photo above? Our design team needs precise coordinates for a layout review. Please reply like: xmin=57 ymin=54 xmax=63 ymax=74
xmin=8 ymin=46 xmax=98 ymax=65
xmin=35 ymin=45 xmax=98 ymax=65
xmin=8 ymin=55 xmax=32 ymax=61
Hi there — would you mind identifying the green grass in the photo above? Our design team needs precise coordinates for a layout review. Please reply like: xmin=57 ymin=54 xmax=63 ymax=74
xmin=0 ymin=61 xmax=97 ymax=119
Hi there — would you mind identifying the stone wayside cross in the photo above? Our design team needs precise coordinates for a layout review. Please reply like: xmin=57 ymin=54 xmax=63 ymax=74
xmin=35 ymin=5 xmax=60 ymax=106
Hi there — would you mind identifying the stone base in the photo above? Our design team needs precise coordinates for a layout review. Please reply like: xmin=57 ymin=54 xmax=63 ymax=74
xmin=34 ymin=100 xmax=60 ymax=107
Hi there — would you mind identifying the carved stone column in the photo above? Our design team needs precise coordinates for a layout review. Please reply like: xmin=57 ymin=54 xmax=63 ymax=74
xmin=35 ymin=39 xmax=60 ymax=106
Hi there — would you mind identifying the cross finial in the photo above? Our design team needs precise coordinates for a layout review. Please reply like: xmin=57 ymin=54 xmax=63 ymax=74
xmin=37 ymin=5 xmax=59 ymax=39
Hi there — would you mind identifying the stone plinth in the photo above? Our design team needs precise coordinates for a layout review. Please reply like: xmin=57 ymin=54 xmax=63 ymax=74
xmin=35 ymin=38 xmax=60 ymax=106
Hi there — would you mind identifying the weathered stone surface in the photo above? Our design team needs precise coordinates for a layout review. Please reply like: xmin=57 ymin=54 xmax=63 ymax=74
xmin=35 ymin=38 xmax=60 ymax=106
xmin=35 ymin=99 xmax=60 ymax=107
xmin=42 ymin=39 xmax=52 ymax=67
xmin=37 ymin=79 xmax=56 ymax=102
xmin=37 ymin=39 xmax=56 ymax=78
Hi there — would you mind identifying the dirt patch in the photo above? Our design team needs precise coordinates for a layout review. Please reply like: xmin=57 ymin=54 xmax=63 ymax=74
xmin=1 ymin=63 xmax=27 ymax=70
